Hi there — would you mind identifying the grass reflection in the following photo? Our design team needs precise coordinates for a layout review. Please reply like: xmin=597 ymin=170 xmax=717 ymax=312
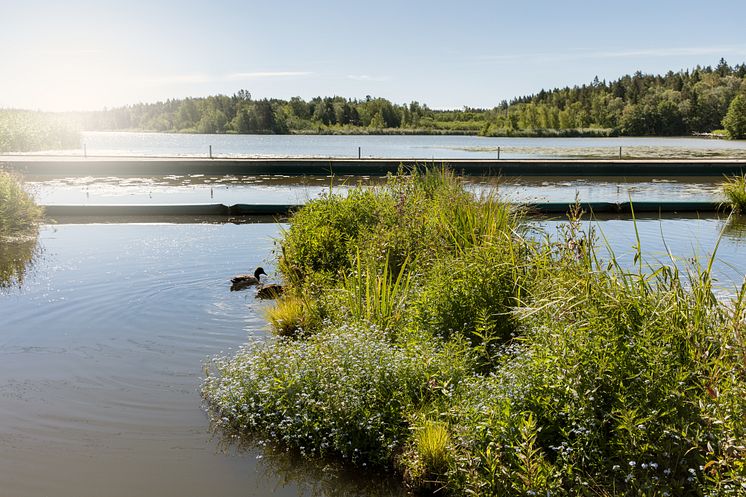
xmin=0 ymin=232 xmax=40 ymax=290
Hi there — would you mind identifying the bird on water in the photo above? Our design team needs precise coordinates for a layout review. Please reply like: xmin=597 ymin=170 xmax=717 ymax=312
xmin=256 ymin=283 xmax=284 ymax=299
xmin=230 ymin=267 xmax=267 ymax=291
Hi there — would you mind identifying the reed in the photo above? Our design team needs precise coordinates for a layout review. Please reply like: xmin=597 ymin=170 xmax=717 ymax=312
xmin=722 ymin=174 xmax=746 ymax=213
xmin=204 ymin=166 xmax=746 ymax=496
xmin=0 ymin=171 xmax=43 ymax=237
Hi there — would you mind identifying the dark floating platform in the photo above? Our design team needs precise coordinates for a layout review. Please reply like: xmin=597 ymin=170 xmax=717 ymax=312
xmin=42 ymin=201 xmax=728 ymax=220
xmin=4 ymin=157 xmax=746 ymax=177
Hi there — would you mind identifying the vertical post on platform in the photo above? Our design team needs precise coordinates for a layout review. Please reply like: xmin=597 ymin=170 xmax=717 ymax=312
xmin=497 ymin=146 xmax=501 ymax=160
xmin=209 ymin=145 xmax=213 ymax=159
xmin=358 ymin=146 xmax=361 ymax=159
xmin=619 ymin=146 xmax=622 ymax=159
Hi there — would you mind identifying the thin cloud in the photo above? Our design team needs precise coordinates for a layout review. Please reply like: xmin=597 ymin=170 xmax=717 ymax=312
xmin=135 ymin=71 xmax=312 ymax=86
xmin=347 ymin=74 xmax=391 ymax=82
xmin=476 ymin=45 xmax=746 ymax=63
xmin=226 ymin=71 xmax=312 ymax=80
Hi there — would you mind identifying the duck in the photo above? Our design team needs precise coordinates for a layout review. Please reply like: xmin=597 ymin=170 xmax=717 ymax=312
xmin=256 ymin=283 xmax=284 ymax=300
xmin=230 ymin=267 xmax=267 ymax=291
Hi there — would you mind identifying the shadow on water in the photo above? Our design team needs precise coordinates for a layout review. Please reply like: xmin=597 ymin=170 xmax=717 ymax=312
xmin=209 ymin=418 xmax=408 ymax=497
xmin=0 ymin=231 xmax=41 ymax=290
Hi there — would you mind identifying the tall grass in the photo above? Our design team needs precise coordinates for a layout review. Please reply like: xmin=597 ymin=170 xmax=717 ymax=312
xmin=203 ymin=166 xmax=746 ymax=496
xmin=722 ymin=174 xmax=746 ymax=213
xmin=0 ymin=171 xmax=43 ymax=238
xmin=0 ymin=172 xmax=42 ymax=289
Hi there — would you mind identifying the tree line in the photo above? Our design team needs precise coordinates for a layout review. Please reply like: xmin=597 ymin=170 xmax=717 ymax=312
xmin=60 ymin=60 xmax=746 ymax=140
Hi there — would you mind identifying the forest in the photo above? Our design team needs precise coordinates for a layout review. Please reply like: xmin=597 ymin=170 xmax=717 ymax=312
xmin=73 ymin=59 xmax=746 ymax=138
xmin=2 ymin=60 xmax=746 ymax=154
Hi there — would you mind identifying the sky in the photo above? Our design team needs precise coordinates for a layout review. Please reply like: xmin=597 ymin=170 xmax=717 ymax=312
xmin=2 ymin=0 xmax=746 ymax=112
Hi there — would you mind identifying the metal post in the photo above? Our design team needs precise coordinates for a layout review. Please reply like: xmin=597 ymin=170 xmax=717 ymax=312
xmin=358 ymin=146 xmax=361 ymax=159
xmin=619 ymin=146 xmax=622 ymax=159
xmin=209 ymin=145 xmax=213 ymax=159
xmin=497 ymin=146 xmax=501 ymax=160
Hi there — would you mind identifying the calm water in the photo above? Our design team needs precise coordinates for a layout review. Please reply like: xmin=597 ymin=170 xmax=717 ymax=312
xmin=0 ymin=223 xmax=404 ymax=497
xmin=1 ymin=220 xmax=744 ymax=497
xmin=26 ymin=174 xmax=726 ymax=205
xmin=12 ymin=131 xmax=746 ymax=159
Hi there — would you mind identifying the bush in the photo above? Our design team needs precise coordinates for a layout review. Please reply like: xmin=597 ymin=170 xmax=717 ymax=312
xmin=0 ymin=171 xmax=43 ymax=238
xmin=203 ymin=325 xmax=473 ymax=467
xmin=278 ymin=188 xmax=393 ymax=287
xmin=205 ymin=167 xmax=746 ymax=496
xmin=439 ymin=250 xmax=746 ymax=495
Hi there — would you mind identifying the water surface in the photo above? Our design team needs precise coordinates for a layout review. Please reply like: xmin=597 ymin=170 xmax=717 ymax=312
xmin=1 ymin=219 xmax=744 ymax=497
xmin=26 ymin=174 xmax=727 ymax=205
xmin=0 ymin=223 xmax=404 ymax=497
xmin=11 ymin=131 xmax=746 ymax=159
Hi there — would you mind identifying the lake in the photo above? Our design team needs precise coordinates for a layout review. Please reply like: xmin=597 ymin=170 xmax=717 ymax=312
xmin=10 ymin=131 xmax=746 ymax=159
xmin=24 ymin=174 xmax=728 ymax=206
xmin=1 ymin=218 xmax=744 ymax=497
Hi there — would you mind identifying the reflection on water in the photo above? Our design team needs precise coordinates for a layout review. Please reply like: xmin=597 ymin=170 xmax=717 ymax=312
xmin=11 ymin=131 xmax=746 ymax=159
xmin=1 ymin=220 xmax=744 ymax=497
xmin=0 ymin=223 xmax=405 ymax=497
xmin=26 ymin=174 xmax=727 ymax=205
xmin=212 ymin=425 xmax=405 ymax=497
xmin=721 ymin=214 xmax=746 ymax=241
xmin=0 ymin=232 xmax=40 ymax=289
xmin=535 ymin=216 xmax=746 ymax=294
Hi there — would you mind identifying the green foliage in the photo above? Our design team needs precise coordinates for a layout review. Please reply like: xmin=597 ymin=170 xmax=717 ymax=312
xmin=264 ymin=294 xmax=322 ymax=337
xmin=204 ymin=167 xmax=746 ymax=496
xmin=67 ymin=62 xmax=746 ymax=137
xmin=415 ymin=242 xmax=519 ymax=347
xmin=722 ymin=174 xmax=746 ymax=212
xmin=0 ymin=172 xmax=43 ymax=237
xmin=0 ymin=172 xmax=42 ymax=289
xmin=203 ymin=325 xmax=472 ymax=466
xmin=337 ymin=253 xmax=413 ymax=334
xmin=277 ymin=188 xmax=392 ymax=286
xmin=723 ymin=94 xmax=746 ymax=139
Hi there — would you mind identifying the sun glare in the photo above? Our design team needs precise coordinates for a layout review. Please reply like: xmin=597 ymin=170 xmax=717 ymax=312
xmin=5 ymin=47 xmax=142 ymax=112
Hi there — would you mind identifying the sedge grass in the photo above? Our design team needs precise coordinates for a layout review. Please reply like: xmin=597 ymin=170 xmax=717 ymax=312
xmin=204 ymin=166 xmax=746 ymax=496
xmin=0 ymin=171 xmax=43 ymax=238
xmin=722 ymin=174 xmax=746 ymax=213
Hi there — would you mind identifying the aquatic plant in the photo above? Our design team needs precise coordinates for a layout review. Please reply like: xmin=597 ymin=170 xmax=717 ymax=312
xmin=722 ymin=174 xmax=746 ymax=213
xmin=264 ymin=294 xmax=321 ymax=337
xmin=204 ymin=166 xmax=746 ymax=496
xmin=0 ymin=171 xmax=43 ymax=238
xmin=203 ymin=325 xmax=473 ymax=467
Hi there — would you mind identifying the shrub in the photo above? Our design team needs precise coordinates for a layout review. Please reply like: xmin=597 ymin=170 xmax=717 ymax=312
xmin=277 ymin=188 xmax=392 ymax=287
xmin=205 ymin=167 xmax=746 ymax=496
xmin=203 ymin=325 xmax=473 ymax=467
xmin=0 ymin=171 xmax=43 ymax=238
xmin=439 ymin=250 xmax=746 ymax=495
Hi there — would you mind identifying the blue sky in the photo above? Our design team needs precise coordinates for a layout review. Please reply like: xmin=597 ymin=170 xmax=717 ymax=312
xmin=2 ymin=0 xmax=745 ymax=111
